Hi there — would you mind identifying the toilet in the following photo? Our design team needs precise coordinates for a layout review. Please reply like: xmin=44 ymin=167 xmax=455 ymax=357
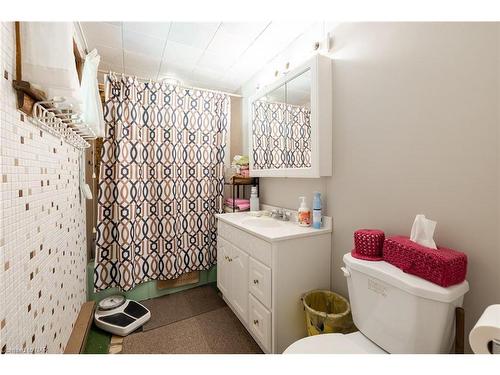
xmin=285 ymin=252 xmax=469 ymax=354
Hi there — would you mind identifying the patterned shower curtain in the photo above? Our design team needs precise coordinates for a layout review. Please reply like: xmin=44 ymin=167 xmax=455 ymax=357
xmin=94 ymin=74 xmax=229 ymax=291
xmin=252 ymin=100 xmax=311 ymax=170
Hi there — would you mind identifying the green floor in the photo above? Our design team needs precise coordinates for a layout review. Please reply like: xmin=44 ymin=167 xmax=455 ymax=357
xmin=83 ymin=325 xmax=111 ymax=354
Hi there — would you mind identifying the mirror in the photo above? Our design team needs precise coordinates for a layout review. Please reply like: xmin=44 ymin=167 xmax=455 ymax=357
xmin=284 ymin=69 xmax=312 ymax=169
xmin=251 ymin=69 xmax=311 ymax=171
xmin=249 ymin=54 xmax=332 ymax=178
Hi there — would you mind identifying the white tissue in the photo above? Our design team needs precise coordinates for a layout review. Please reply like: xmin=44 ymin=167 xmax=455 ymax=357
xmin=469 ymin=304 xmax=500 ymax=354
xmin=410 ymin=214 xmax=437 ymax=249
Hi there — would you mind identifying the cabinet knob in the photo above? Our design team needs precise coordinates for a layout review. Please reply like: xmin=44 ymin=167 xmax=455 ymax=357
xmin=253 ymin=279 xmax=259 ymax=284
xmin=253 ymin=319 xmax=259 ymax=325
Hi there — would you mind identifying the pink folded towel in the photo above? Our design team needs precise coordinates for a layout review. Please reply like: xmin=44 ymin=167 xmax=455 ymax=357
xmin=236 ymin=203 xmax=250 ymax=211
xmin=225 ymin=198 xmax=250 ymax=206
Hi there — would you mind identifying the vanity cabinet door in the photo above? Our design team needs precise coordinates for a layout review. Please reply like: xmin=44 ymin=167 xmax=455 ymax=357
xmin=217 ymin=237 xmax=231 ymax=300
xmin=230 ymin=245 xmax=249 ymax=324
xmin=249 ymin=294 xmax=272 ymax=353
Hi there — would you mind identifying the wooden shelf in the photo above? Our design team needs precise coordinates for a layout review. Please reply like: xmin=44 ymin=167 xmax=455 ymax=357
xmin=225 ymin=176 xmax=258 ymax=185
xmin=224 ymin=176 xmax=259 ymax=213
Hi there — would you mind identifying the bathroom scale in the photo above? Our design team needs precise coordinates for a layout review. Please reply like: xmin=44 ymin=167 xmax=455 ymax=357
xmin=94 ymin=295 xmax=151 ymax=336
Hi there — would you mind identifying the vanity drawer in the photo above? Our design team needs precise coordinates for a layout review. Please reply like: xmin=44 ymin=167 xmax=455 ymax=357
xmin=249 ymin=258 xmax=271 ymax=309
xmin=217 ymin=220 xmax=272 ymax=267
xmin=248 ymin=294 xmax=271 ymax=353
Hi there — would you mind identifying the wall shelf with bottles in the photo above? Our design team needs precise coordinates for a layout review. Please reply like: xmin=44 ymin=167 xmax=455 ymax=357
xmin=224 ymin=176 xmax=259 ymax=213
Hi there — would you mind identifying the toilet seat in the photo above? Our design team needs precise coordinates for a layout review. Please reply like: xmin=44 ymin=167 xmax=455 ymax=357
xmin=283 ymin=332 xmax=387 ymax=354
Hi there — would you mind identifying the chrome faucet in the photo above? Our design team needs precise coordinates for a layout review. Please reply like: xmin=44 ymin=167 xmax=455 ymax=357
xmin=271 ymin=208 xmax=290 ymax=221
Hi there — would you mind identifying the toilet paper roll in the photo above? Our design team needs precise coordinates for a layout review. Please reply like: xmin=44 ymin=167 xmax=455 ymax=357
xmin=469 ymin=304 xmax=500 ymax=354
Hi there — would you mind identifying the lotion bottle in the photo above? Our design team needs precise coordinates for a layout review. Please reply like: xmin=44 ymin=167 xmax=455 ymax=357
xmin=297 ymin=196 xmax=311 ymax=227
xmin=250 ymin=186 xmax=259 ymax=212
xmin=312 ymin=192 xmax=322 ymax=229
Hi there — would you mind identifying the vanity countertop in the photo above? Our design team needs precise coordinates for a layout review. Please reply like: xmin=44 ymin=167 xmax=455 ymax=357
xmin=215 ymin=212 xmax=332 ymax=242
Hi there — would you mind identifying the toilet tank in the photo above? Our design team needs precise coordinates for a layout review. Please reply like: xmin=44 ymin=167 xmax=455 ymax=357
xmin=342 ymin=253 xmax=469 ymax=354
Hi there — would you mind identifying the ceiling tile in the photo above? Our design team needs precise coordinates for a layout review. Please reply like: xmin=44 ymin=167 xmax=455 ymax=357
xmin=81 ymin=22 xmax=122 ymax=49
xmin=252 ymin=21 xmax=314 ymax=56
xmin=124 ymin=51 xmax=161 ymax=76
xmin=219 ymin=22 xmax=269 ymax=39
xmin=206 ymin=30 xmax=249 ymax=60
xmin=196 ymin=50 xmax=235 ymax=72
xmin=124 ymin=65 xmax=155 ymax=79
xmin=94 ymin=45 xmax=123 ymax=68
xmin=123 ymin=22 xmax=171 ymax=39
xmin=163 ymin=40 xmax=204 ymax=69
xmin=191 ymin=66 xmax=224 ymax=81
xmin=98 ymin=62 xmax=126 ymax=80
xmin=159 ymin=65 xmax=193 ymax=82
xmin=103 ymin=22 xmax=122 ymax=27
xmin=83 ymin=21 xmax=321 ymax=94
xmin=123 ymin=29 xmax=166 ymax=59
xmin=168 ymin=22 xmax=220 ymax=49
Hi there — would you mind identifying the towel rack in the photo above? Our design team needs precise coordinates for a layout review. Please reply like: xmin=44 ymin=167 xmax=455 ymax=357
xmin=32 ymin=98 xmax=95 ymax=149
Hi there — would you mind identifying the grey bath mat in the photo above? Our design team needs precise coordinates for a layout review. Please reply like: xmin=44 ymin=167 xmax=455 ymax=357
xmin=140 ymin=284 xmax=226 ymax=332
xmin=122 ymin=306 xmax=262 ymax=354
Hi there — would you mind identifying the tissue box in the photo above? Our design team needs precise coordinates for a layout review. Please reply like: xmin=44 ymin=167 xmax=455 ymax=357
xmin=383 ymin=236 xmax=467 ymax=287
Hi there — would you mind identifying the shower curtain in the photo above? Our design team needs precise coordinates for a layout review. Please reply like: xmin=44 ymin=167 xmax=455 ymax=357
xmin=94 ymin=74 xmax=229 ymax=291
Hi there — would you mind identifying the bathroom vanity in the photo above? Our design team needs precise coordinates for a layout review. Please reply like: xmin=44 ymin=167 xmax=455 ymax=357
xmin=215 ymin=212 xmax=332 ymax=353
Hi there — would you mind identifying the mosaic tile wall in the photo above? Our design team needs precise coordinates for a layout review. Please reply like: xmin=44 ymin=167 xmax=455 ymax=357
xmin=0 ymin=22 xmax=87 ymax=354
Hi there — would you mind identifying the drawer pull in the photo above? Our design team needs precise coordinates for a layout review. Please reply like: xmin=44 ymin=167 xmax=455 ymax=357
xmin=253 ymin=279 xmax=259 ymax=284
xmin=253 ymin=319 xmax=259 ymax=325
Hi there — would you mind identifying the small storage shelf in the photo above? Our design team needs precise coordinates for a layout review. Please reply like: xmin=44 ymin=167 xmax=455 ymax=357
xmin=224 ymin=176 xmax=259 ymax=213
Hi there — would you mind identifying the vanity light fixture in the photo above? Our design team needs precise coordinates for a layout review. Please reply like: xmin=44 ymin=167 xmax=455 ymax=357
xmin=282 ymin=62 xmax=291 ymax=75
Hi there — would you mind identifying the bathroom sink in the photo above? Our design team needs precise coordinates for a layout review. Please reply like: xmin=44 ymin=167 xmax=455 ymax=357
xmin=240 ymin=217 xmax=284 ymax=228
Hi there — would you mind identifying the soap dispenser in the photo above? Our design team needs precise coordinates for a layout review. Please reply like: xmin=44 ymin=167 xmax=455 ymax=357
xmin=297 ymin=196 xmax=311 ymax=227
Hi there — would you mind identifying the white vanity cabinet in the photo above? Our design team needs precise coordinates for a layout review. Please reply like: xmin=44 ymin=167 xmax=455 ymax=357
xmin=216 ymin=213 xmax=332 ymax=353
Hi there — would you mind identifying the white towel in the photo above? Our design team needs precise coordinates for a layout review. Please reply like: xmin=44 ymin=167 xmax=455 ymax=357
xmin=80 ymin=49 xmax=105 ymax=138
xmin=20 ymin=22 xmax=81 ymax=109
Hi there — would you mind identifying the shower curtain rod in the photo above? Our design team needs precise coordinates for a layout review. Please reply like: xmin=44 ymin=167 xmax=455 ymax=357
xmin=98 ymin=69 xmax=242 ymax=98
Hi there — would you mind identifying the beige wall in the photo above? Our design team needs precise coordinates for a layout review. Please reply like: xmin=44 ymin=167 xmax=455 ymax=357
xmin=230 ymin=96 xmax=243 ymax=159
xmin=242 ymin=22 xmax=500 ymax=351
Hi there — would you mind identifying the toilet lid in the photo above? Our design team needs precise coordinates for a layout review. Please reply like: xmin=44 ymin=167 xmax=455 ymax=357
xmin=283 ymin=332 xmax=387 ymax=354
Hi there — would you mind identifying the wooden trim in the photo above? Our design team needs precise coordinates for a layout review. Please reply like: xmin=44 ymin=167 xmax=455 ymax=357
xmin=64 ymin=301 xmax=96 ymax=354
xmin=157 ymin=271 xmax=200 ymax=290
xmin=12 ymin=79 xmax=48 ymax=115
xmin=73 ymin=39 xmax=84 ymax=83
xmin=454 ymin=307 xmax=465 ymax=354
xmin=15 ymin=22 xmax=22 ymax=81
